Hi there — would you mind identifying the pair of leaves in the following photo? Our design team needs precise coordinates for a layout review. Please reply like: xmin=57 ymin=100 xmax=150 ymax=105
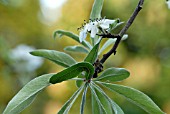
xmin=58 ymin=83 xmax=88 ymax=114
xmin=98 ymin=82 xmax=165 ymax=114
xmin=91 ymin=82 xmax=124 ymax=114
xmin=58 ymin=85 xmax=84 ymax=114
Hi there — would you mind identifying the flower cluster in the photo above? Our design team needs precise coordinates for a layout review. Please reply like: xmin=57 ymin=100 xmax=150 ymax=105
xmin=78 ymin=18 xmax=116 ymax=42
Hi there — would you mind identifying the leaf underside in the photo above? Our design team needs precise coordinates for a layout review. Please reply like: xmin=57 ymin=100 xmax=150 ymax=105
xmin=3 ymin=74 xmax=53 ymax=114
xmin=30 ymin=49 xmax=76 ymax=68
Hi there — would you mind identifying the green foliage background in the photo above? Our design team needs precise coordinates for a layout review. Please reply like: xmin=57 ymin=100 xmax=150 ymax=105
xmin=0 ymin=0 xmax=170 ymax=114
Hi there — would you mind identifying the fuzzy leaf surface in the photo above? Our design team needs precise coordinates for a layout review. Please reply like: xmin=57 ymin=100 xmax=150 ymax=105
xmin=58 ymin=86 xmax=84 ymax=114
xmin=90 ymin=0 xmax=104 ymax=20
xmin=53 ymin=30 xmax=92 ymax=49
xmin=30 ymin=49 xmax=76 ymax=68
xmin=64 ymin=45 xmax=89 ymax=54
xmin=3 ymin=74 xmax=53 ymax=114
xmin=98 ymin=34 xmax=128 ymax=55
xmin=94 ymin=68 xmax=130 ymax=82
xmin=100 ymin=82 xmax=165 ymax=114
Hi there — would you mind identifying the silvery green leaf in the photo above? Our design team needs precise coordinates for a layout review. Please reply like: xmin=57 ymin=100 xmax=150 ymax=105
xmin=89 ymin=84 xmax=107 ymax=114
xmin=98 ymin=38 xmax=116 ymax=55
xmin=90 ymin=0 xmax=104 ymax=20
xmin=80 ymin=83 xmax=88 ymax=114
xmin=53 ymin=30 xmax=92 ymax=49
xmin=3 ymin=74 xmax=54 ymax=114
xmin=99 ymin=82 xmax=165 ymax=114
xmin=64 ymin=45 xmax=89 ymax=54
xmin=98 ymin=34 xmax=128 ymax=55
xmin=30 ymin=49 xmax=76 ymax=68
xmin=92 ymin=82 xmax=124 ymax=114
xmin=91 ymin=91 xmax=101 ymax=114
xmin=58 ymin=86 xmax=84 ymax=114
xmin=94 ymin=67 xmax=130 ymax=82
xmin=90 ymin=0 xmax=104 ymax=45
xmin=91 ymin=83 xmax=113 ymax=114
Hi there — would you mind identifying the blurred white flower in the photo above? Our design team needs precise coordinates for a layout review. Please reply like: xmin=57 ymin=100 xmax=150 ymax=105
xmin=166 ymin=0 xmax=170 ymax=9
xmin=10 ymin=44 xmax=43 ymax=72
xmin=79 ymin=18 xmax=116 ymax=42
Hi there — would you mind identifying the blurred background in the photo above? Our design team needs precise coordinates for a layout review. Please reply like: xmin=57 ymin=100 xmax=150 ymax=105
xmin=0 ymin=0 xmax=170 ymax=114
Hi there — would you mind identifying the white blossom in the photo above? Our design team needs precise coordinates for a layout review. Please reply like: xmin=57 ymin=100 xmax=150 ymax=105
xmin=79 ymin=18 xmax=116 ymax=42
xmin=166 ymin=0 xmax=170 ymax=9
xmin=98 ymin=19 xmax=116 ymax=29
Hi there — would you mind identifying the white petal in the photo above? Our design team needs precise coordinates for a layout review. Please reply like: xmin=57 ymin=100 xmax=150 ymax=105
xmin=84 ymin=23 xmax=90 ymax=32
xmin=99 ymin=19 xmax=116 ymax=29
xmin=99 ymin=23 xmax=110 ymax=29
xmin=104 ymin=19 xmax=116 ymax=25
xmin=79 ymin=30 xmax=87 ymax=42
xmin=90 ymin=26 xmax=98 ymax=38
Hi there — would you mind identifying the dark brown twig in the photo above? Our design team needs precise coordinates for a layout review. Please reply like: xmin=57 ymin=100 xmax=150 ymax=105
xmin=93 ymin=0 xmax=144 ymax=78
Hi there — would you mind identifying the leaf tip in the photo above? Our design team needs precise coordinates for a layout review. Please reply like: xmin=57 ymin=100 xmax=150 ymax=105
xmin=29 ymin=51 xmax=35 ymax=55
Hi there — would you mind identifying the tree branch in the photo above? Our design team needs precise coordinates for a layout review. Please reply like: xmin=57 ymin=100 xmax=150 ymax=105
xmin=93 ymin=0 xmax=144 ymax=78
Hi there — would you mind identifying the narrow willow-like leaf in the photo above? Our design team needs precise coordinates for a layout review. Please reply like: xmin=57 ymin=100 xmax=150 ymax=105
xmin=58 ymin=86 xmax=84 ymax=114
xmin=64 ymin=45 xmax=89 ymax=54
xmin=50 ymin=62 xmax=94 ymax=84
xmin=91 ymin=91 xmax=101 ymax=114
xmin=84 ymin=42 xmax=100 ymax=64
xmin=91 ymin=83 xmax=113 ymax=114
xmin=94 ymin=68 xmax=130 ymax=82
xmin=3 ymin=74 xmax=54 ymax=114
xmin=92 ymin=82 xmax=124 ymax=114
xmin=109 ymin=99 xmax=125 ymax=114
xmin=99 ymin=82 xmax=165 ymax=114
xmin=90 ymin=0 xmax=104 ymax=20
xmin=80 ymin=83 xmax=88 ymax=114
xmin=90 ymin=0 xmax=104 ymax=45
xmin=53 ymin=30 xmax=92 ymax=49
xmin=30 ymin=49 xmax=76 ymax=68
xmin=98 ymin=39 xmax=116 ymax=55
xmin=98 ymin=34 xmax=128 ymax=55
xmin=89 ymin=84 xmax=107 ymax=114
